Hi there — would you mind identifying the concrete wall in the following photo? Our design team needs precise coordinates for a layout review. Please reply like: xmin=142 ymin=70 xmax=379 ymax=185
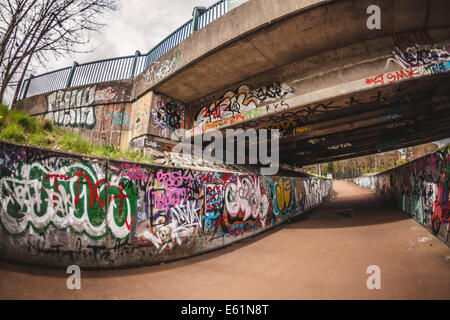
xmin=0 ymin=140 xmax=332 ymax=268
xmin=350 ymin=147 xmax=450 ymax=246
xmin=131 ymin=91 xmax=185 ymax=141
xmin=13 ymin=78 xmax=189 ymax=151
xmin=14 ymin=80 xmax=135 ymax=150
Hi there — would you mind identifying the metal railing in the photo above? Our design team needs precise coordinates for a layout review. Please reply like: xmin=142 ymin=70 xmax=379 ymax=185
xmin=198 ymin=0 xmax=228 ymax=30
xmin=333 ymin=168 xmax=363 ymax=180
xmin=145 ymin=19 xmax=194 ymax=67
xmin=26 ymin=67 xmax=71 ymax=98
xmin=19 ymin=0 xmax=229 ymax=100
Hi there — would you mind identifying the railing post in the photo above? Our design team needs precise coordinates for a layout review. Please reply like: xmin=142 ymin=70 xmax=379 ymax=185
xmin=21 ymin=74 xmax=34 ymax=99
xmin=191 ymin=6 xmax=207 ymax=33
xmin=130 ymin=50 xmax=141 ymax=78
xmin=66 ymin=61 xmax=78 ymax=88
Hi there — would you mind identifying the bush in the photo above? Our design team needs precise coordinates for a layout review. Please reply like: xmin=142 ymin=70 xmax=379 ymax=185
xmin=0 ymin=122 xmax=26 ymax=143
xmin=91 ymin=145 xmax=117 ymax=158
xmin=0 ymin=104 xmax=9 ymax=117
xmin=18 ymin=116 xmax=37 ymax=133
xmin=0 ymin=104 xmax=8 ymax=113
xmin=124 ymin=149 xmax=147 ymax=163
xmin=9 ymin=109 xmax=37 ymax=133
xmin=42 ymin=119 xmax=54 ymax=132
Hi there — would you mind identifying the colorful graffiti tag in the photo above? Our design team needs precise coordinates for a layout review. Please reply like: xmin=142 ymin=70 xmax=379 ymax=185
xmin=0 ymin=142 xmax=332 ymax=267
xmin=0 ymin=159 xmax=136 ymax=240
xmin=142 ymin=50 xmax=183 ymax=86
xmin=386 ymin=44 xmax=450 ymax=69
xmin=151 ymin=97 xmax=185 ymax=139
xmin=46 ymin=86 xmax=97 ymax=128
xmin=192 ymin=83 xmax=293 ymax=129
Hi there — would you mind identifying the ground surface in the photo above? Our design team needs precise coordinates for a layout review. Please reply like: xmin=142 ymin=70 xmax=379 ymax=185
xmin=0 ymin=181 xmax=449 ymax=300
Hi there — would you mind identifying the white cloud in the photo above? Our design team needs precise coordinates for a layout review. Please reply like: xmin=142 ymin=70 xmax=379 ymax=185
xmin=40 ymin=0 xmax=219 ymax=72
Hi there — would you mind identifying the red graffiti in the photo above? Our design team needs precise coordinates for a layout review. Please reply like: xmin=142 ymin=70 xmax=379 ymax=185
xmin=45 ymin=174 xmax=71 ymax=200
xmin=110 ymin=183 xmax=130 ymax=219
xmin=94 ymin=179 xmax=110 ymax=207
xmin=366 ymin=68 xmax=417 ymax=86
xmin=45 ymin=172 xmax=131 ymax=222
xmin=74 ymin=171 xmax=95 ymax=206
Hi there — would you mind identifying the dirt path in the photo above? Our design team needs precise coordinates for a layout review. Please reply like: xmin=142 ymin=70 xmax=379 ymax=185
xmin=1 ymin=180 xmax=449 ymax=299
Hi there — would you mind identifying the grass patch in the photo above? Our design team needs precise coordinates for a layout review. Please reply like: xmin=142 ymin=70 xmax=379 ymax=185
xmin=0 ymin=122 xmax=26 ymax=143
xmin=91 ymin=144 xmax=118 ymax=159
xmin=0 ymin=104 xmax=153 ymax=164
xmin=59 ymin=131 xmax=93 ymax=154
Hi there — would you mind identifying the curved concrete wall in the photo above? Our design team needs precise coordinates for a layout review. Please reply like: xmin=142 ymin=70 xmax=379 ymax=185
xmin=0 ymin=141 xmax=332 ymax=268
xmin=350 ymin=147 xmax=449 ymax=246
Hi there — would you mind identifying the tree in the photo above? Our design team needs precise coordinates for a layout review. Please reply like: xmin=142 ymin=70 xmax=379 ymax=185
xmin=327 ymin=162 xmax=335 ymax=174
xmin=303 ymin=142 xmax=440 ymax=178
xmin=0 ymin=0 xmax=116 ymax=105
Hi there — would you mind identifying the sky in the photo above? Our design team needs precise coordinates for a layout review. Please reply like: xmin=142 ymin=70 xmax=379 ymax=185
xmin=42 ymin=0 xmax=219 ymax=72
xmin=434 ymin=137 xmax=450 ymax=147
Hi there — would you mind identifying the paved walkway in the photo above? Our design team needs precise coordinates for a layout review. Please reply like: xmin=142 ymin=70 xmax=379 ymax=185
xmin=0 ymin=181 xmax=449 ymax=299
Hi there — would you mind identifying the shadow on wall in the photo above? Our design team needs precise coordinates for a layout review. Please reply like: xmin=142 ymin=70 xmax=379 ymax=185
xmin=0 ymin=140 xmax=332 ymax=268
xmin=350 ymin=146 xmax=450 ymax=246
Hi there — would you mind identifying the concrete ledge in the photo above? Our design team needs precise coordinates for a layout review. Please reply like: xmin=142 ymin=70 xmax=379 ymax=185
xmin=0 ymin=140 xmax=332 ymax=268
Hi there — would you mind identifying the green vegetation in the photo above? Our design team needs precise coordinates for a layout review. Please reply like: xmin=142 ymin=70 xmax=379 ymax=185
xmin=308 ymin=173 xmax=329 ymax=179
xmin=326 ymin=162 xmax=335 ymax=175
xmin=0 ymin=104 xmax=153 ymax=163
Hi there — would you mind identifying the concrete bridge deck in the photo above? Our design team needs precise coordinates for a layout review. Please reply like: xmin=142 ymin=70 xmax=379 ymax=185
xmin=1 ymin=180 xmax=448 ymax=300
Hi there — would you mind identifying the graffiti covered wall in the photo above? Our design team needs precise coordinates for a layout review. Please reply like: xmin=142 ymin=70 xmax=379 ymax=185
xmin=43 ymin=83 xmax=133 ymax=147
xmin=186 ymin=82 xmax=294 ymax=135
xmin=0 ymin=141 xmax=332 ymax=267
xmin=351 ymin=147 xmax=449 ymax=246
xmin=129 ymin=91 xmax=185 ymax=142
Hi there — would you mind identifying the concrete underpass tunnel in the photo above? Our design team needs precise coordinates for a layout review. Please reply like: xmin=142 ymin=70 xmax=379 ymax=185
xmin=298 ymin=142 xmax=449 ymax=247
